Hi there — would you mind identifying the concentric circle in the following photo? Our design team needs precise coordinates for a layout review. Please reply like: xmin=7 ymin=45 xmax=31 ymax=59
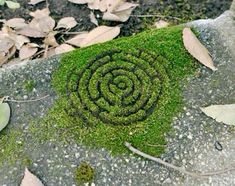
xmin=66 ymin=49 xmax=170 ymax=125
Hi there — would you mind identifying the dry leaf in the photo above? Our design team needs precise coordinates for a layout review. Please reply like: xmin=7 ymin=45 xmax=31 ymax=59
xmin=56 ymin=17 xmax=77 ymax=29
xmin=38 ymin=16 xmax=55 ymax=33
xmin=68 ymin=0 xmax=88 ymax=4
xmin=43 ymin=32 xmax=59 ymax=47
xmin=6 ymin=18 xmax=28 ymax=29
xmin=89 ymin=12 xmax=98 ymax=26
xmin=114 ymin=2 xmax=138 ymax=12
xmin=183 ymin=27 xmax=217 ymax=71
xmin=55 ymin=44 xmax=75 ymax=54
xmin=66 ymin=32 xmax=89 ymax=47
xmin=17 ymin=26 xmax=46 ymax=38
xmin=106 ymin=0 xmax=123 ymax=12
xmin=201 ymin=104 xmax=235 ymax=126
xmin=87 ymin=0 xmax=101 ymax=10
xmin=5 ymin=1 xmax=20 ymax=9
xmin=19 ymin=43 xmax=38 ymax=60
xmin=15 ymin=35 xmax=30 ymax=49
xmin=28 ymin=0 xmax=45 ymax=5
xmin=80 ymin=26 xmax=120 ymax=47
xmin=103 ymin=2 xmax=138 ymax=22
xmin=0 ymin=101 xmax=11 ymax=132
xmin=154 ymin=20 xmax=169 ymax=29
xmin=0 ymin=37 xmax=14 ymax=53
xmin=20 ymin=168 xmax=44 ymax=186
xmin=29 ymin=8 xmax=50 ymax=18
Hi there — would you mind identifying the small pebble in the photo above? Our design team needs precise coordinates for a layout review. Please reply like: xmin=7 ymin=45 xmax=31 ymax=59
xmin=214 ymin=141 xmax=223 ymax=151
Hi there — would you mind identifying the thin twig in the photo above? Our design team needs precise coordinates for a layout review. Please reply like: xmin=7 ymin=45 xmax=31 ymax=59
xmin=5 ymin=95 xmax=50 ymax=103
xmin=131 ymin=14 xmax=181 ymax=21
xmin=146 ymin=143 xmax=166 ymax=147
xmin=125 ymin=142 xmax=235 ymax=178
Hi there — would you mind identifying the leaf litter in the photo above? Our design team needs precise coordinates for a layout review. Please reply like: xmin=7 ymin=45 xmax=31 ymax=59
xmin=0 ymin=0 xmax=137 ymax=66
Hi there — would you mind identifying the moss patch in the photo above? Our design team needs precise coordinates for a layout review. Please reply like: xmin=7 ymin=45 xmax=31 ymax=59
xmin=36 ymin=26 xmax=198 ymax=156
xmin=75 ymin=162 xmax=95 ymax=185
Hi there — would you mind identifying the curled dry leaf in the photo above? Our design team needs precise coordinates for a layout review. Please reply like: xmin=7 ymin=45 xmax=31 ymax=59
xmin=68 ymin=0 xmax=88 ymax=4
xmin=28 ymin=0 xmax=45 ymax=5
xmin=66 ymin=32 xmax=89 ymax=47
xmin=55 ymin=44 xmax=75 ymax=54
xmin=14 ymin=35 xmax=30 ymax=50
xmin=20 ymin=168 xmax=44 ymax=186
xmin=201 ymin=104 xmax=235 ymax=126
xmin=79 ymin=26 xmax=120 ymax=47
xmin=183 ymin=27 xmax=217 ymax=71
xmin=103 ymin=2 xmax=138 ymax=22
xmin=89 ymin=12 xmax=98 ymax=26
xmin=6 ymin=18 xmax=28 ymax=29
xmin=0 ymin=100 xmax=11 ymax=132
xmin=56 ymin=17 xmax=77 ymax=29
xmin=19 ymin=43 xmax=38 ymax=60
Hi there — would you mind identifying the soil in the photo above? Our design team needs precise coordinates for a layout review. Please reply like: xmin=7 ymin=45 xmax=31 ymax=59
xmin=0 ymin=0 xmax=232 ymax=36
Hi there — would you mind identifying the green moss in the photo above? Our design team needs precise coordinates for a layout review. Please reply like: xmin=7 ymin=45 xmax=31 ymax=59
xmin=23 ymin=80 xmax=36 ymax=92
xmin=0 ymin=129 xmax=24 ymax=166
xmin=75 ymin=162 xmax=95 ymax=185
xmin=32 ymin=26 xmax=198 ymax=157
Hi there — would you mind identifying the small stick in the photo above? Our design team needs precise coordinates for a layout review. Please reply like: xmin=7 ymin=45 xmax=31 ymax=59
xmin=125 ymin=142 xmax=235 ymax=178
xmin=4 ymin=95 xmax=50 ymax=103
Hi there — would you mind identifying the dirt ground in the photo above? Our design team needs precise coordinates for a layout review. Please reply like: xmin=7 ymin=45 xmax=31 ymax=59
xmin=0 ymin=0 xmax=232 ymax=36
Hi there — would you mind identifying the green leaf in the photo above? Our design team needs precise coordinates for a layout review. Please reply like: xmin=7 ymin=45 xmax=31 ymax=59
xmin=5 ymin=1 xmax=20 ymax=9
xmin=0 ymin=102 xmax=10 ymax=132
xmin=0 ymin=0 xmax=5 ymax=6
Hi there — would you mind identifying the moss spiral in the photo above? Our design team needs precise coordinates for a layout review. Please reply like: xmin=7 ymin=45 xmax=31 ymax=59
xmin=66 ymin=49 xmax=170 ymax=125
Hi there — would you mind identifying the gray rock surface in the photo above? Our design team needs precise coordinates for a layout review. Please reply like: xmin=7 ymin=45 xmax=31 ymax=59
xmin=0 ymin=5 xmax=234 ymax=186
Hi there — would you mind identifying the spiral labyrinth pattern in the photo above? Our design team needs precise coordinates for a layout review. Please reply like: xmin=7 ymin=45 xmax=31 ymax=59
xmin=66 ymin=49 xmax=170 ymax=125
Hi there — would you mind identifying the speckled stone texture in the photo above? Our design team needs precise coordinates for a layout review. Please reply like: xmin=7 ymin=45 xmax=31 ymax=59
xmin=0 ymin=5 xmax=234 ymax=186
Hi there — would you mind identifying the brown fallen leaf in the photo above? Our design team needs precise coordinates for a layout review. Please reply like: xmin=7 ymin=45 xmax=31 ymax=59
xmin=20 ymin=168 xmax=44 ymax=186
xmin=17 ymin=26 xmax=46 ymax=38
xmin=43 ymin=32 xmax=59 ymax=47
xmin=183 ymin=27 xmax=217 ymax=71
xmin=29 ymin=0 xmax=45 ymax=5
xmin=66 ymin=32 xmax=89 ymax=47
xmin=29 ymin=8 xmax=50 ymax=18
xmin=14 ymin=35 xmax=30 ymax=49
xmin=37 ymin=16 xmax=55 ymax=33
xmin=19 ymin=43 xmax=38 ymax=60
xmin=6 ymin=18 xmax=28 ymax=29
xmin=79 ymin=26 xmax=120 ymax=47
xmin=103 ymin=2 xmax=138 ymax=22
xmin=106 ymin=0 xmax=123 ymax=12
xmin=201 ymin=104 xmax=235 ymax=126
xmin=55 ymin=44 xmax=75 ymax=54
xmin=56 ymin=17 xmax=77 ymax=29
xmin=0 ymin=37 xmax=14 ymax=53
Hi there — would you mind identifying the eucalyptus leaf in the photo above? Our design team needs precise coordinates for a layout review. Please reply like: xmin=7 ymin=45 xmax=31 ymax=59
xmin=5 ymin=1 xmax=20 ymax=9
xmin=0 ymin=102 xmax=10 ymax=132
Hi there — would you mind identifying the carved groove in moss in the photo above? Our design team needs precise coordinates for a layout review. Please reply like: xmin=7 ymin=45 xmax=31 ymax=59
xmin=66 ymin=49 xmax=170 ymax=125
